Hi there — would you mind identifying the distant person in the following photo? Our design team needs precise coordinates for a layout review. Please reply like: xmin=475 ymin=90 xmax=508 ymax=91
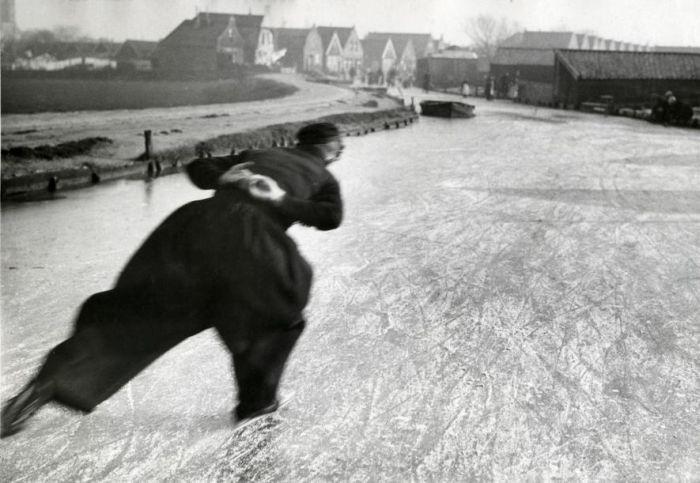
xmin=667 ymin=94 xmax=693 ymax=125
xmin=461 ymin=80 xmax=470 ymax=97
xmin=1 ymin=123 xmax=346 ymax=438
xmin=423 ymin=73 xmax=431 ymax=93
xmin=484 ymin=75 xmax=493 ymax=101
xmin=650 ymin=93 xmax=671 ymax=125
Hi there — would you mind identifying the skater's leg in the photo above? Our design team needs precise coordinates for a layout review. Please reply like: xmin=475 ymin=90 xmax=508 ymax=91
xmin=229 ymin=319 xmax=305 ymax=420
xmin=2 ymin=288 xmax=206 ymax=437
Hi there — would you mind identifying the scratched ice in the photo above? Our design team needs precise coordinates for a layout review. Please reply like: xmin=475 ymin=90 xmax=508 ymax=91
xmin=2 ymin=94 xmax=700 ymax=481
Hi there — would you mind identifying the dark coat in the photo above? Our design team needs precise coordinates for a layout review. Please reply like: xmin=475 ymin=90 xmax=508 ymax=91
xmin=38 ymin=145 xmax=343 ymax=411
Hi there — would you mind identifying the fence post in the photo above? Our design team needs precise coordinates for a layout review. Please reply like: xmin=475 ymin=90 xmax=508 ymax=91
xmin=144 ymin=130 xmax=153 ymax=159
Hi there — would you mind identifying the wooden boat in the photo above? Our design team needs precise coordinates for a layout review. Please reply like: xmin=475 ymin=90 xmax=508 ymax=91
xmin=419 ymin=100 xmax=475 ymax=118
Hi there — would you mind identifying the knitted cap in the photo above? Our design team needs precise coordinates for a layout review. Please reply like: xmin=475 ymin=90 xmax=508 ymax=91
xmin=296 ymin=122 xmax=340 ymax=145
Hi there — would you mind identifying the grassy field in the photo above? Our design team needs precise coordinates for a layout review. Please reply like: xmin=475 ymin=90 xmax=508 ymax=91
xmin=1 ymin=76 xmax=297 ymax=114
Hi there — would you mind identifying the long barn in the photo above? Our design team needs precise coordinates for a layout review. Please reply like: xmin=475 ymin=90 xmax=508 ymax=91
xmin=553 ymin=50 xmax=700 ymax=108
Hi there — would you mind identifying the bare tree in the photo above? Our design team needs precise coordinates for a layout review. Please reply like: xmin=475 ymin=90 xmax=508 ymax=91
xmin=465 ymin=15 xmax=520 ymax=63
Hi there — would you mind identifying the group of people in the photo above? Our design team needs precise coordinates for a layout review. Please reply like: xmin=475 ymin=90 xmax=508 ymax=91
xmin=1 ymin=122 xmax=346 ymax=438
xmin=649 ymin=90 xmax=694 ymax=126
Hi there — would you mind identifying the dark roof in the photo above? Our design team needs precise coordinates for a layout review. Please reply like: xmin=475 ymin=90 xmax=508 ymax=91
xmin=272 ymin=27 xmax=309 ymax=66
xmin=492 ymin=47 xmax=556 ymax=66
xmin=556 ymin=49 xmax=700 ymax=80
xmin=157 ymin=12 xmax=262 ymax=63
xmin=365 ymin=32 xmax=433 ymax=56
xmin=334 ymin=27 xmax=355 ymax=46
xmin=160 ymin=12 xmax=262 ymax=47
xmin=315 ymin=26 xmax=354 ymax=49
xmin=315 ymin=27 xmax=336 ymax=49
xmin=362 ymin=37 xmax=391 ymax=63
xmin=654 ymin=46 xmax=700 ymax=54
xmin=160 ymin=15 xmax=233 ymax=47
xmin=501 ymin=31 xmax=576 ymax=49
xmin=116 ymin=40 xmax=158 ymax=59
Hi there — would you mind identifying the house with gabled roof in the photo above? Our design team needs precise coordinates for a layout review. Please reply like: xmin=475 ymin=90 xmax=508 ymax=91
xmin=337 ymin=27 xmax=363 ymax=80
xmin=365 ymin=32 xmax=436 ymax=83
xmin=302 ymin=26 xmax=324 ymax=72
xmin=153 ymin=11 xmax=263 ymax=75
xmin=115 ymin=40 xmax=158 ymax=71
xmin=255 ymin=26 xmax=277 ymax=66
xmin=315 ymin=26 xmax=343 ymax=74
xmin=366 ymin=32 xmax=436 ymax=61
xmin=313 ymin=26 xmax=353 ymax=76
xmin=362 ymin=36 xmax=397 ymax=84
xmin=554 ymin=49 xmax=700 ymax=107
xmin=576 ymin=33 xmax=591 ymax=50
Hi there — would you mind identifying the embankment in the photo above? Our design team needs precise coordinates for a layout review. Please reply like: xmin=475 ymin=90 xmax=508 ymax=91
xmin=1 ymin=107 xmax=419 ymax=201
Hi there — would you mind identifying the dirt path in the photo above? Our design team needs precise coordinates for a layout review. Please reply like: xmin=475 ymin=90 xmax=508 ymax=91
xmin=1 ymin=74 xmax=399 ymax=169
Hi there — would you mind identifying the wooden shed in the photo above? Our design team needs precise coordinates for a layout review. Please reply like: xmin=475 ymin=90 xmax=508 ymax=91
xmin=553 ymin=50 xmax=700 ymax=108
xmin=415 ymin=50 xmax=479 ymax=90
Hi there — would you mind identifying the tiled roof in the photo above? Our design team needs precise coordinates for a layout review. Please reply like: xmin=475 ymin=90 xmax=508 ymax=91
xmin=556 ymin=49 xmax=700 ymax=80
xmin=365 ymin=32 xmax=433 ymax=56
xmin=654 ymin=46 xmax=700 ymax=54
xmin=334 ymin=27 xmax=355 ymax=46
xmin=161 ymin=12 xmax=262 ymax=48
xmin=492 ymin=47 xmax=556 ymax=66
xmin=500 ymin=31 xmax=575 ymax=49
xmin=162 ymin=14 xmax=226 ymax=47
xmin=362 ymin=37 xmax=391 ymax=63
xmin=316 ymin=26 xmax=340 ymax=50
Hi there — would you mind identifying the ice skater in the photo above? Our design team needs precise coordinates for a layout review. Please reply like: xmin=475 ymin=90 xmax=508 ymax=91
xmin=1 ymin=122 xmax=345 ymax=438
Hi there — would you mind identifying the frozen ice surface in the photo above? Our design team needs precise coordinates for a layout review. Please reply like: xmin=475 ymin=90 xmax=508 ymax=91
xmin=2 ymin=94 xmax=700 ymax=481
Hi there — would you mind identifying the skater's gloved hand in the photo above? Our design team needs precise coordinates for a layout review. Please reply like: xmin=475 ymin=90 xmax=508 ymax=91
xmin=247 ymin=174 xmax=286 ymax=204
xmin=218 ymin=163 xmax=255 ymax=187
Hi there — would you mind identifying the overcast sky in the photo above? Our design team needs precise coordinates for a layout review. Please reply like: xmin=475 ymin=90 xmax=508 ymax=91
xmin=14 ymin=0 xmax=700 ymax=47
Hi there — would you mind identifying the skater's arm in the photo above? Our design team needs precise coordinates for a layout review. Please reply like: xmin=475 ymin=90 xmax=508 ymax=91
xmin=186 ymin=155 xmax=245 ymax=189
xmin=275 ymin=177 xmax=343 ymax=230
